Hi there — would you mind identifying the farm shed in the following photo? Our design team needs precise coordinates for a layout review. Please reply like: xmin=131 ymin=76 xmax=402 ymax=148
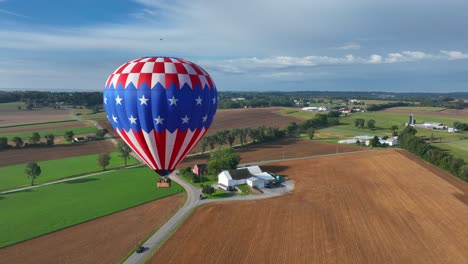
xmin=247 ymin=177 xmax=265 ymax=188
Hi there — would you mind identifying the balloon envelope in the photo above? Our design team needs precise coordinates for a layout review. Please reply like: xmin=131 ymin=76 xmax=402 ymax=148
xmin=103 ymin=57 xmax=217 ymax=176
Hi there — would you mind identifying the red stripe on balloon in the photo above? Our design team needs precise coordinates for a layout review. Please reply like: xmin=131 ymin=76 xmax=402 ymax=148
xmin=168 ymin=129 xmax=188 ymax=168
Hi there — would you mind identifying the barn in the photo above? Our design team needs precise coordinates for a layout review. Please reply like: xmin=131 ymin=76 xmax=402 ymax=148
xmin=192 ymin=164 xmax=207 ymax=176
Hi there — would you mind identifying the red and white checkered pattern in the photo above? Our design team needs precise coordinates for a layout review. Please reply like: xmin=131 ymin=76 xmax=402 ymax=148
xmin=105 ymin=57 xmax=215 ymax=90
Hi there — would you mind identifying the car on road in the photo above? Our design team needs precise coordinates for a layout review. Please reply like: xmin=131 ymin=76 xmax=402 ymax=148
xmin=136 ymin=246 xmax=146 ymax=253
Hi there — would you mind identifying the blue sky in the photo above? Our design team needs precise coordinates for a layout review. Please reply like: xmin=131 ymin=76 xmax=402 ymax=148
xmin=0 ymin=0 xmax=467 ymax=92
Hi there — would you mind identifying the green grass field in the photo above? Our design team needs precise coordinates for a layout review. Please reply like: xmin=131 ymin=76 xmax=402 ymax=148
xmin=324 ymin=111 xmax=468 ymax=137
xmin=276 ymin=107 xmax=317 ymax=120
xmin=0 ymin=120 xmax=80 ymax=130
xmin=0 ymin=102 xmax=26 ymax=110
xmin=236 ymin=184 xmax=251 ymax=195
xmin=0 ymin=166 xmax=184 ymax=248
xmin=388 ymin=106 xmax=447 ymax=112
xmin=436 ymin=140 xmax=468 ymax=162
xmin=0 ymin=125 xmax=99 ymax=140
xmin=72 ymin=108 xmax=107 ymax=120
xmin=0 ymin=152 xmax=140 ymax=191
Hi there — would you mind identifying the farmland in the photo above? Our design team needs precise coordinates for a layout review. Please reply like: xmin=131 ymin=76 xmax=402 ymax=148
xmin=0 ymin=166 xmax=184 ymax=248
xmin=0 ymin=140 xmax=117 ymax=167
xmin=179 ymin=138 xmax=365 ymax=168
xmin=0 ymin=108 xmax=74 ymax=127
xmin=151 ymin=150 xmax=468 ymax=264
xmin=437 ymin=140 xmax=468 ymax=162
xmin=0 ymin=194 xmax=184 ymax=264
xmin=0 ymin=151 xmax=139 ymax=191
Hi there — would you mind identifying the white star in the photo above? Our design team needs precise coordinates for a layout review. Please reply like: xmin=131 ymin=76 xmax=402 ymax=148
xmin=212 ymin=97 xmax=216 ymax=104
xmin=112 ymin=114 xmax=118 ymax=123
xmin=181 ymin=115 xmax=190 ymax=124
xmin=202 ymin=115 xmax=208 ymax=122
xmin=128 ymin=115 xmax=138 ymax=124
xmin=195 ymin=96 xmax=203 ymax=105
xmin=168 ymin=96 xmax=178 ymax=106
xmin=115 ymin=95 xmax=123 ymax=105
xmin=104 ymin=97 xmax=107 ymax=104
xmin=139 ymin=95 xmax=149 ymax=105
xmin=154 ymin=115 xmax=164 ymax=125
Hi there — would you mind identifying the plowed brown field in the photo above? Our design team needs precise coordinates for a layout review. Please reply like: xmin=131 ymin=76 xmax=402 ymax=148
xmin=0 ymin=194 xmax=184 ymax=264
xmin=0 ymin=140 xmax=116 ymax=167
xmin=151 ymin=150 xmax=468 ymax=264
xmin=0 ymin=122 xmax=89 ymax=134
xmin=179 ymin=138 xmax=365 ymax=168
xmin=0 ymin=109 xmax=73 ymax=127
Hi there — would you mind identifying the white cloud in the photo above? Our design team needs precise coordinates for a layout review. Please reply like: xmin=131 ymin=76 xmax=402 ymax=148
xmin=200 ymin=50 xmax=468 ymax=76
xmin=335 ymin=42 xmax=361 ymax=50
xmin=440 ymin=50 xmax=468 ymax=60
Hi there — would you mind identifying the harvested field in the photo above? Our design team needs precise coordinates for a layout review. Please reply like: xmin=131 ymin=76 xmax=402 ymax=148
xmin=0 ymin=109 xmax=73 ymax=127
xmin=96 ymin=107 xmax=302 ymax=139
xmin=0 ymin=140 xmax=116 ymax=167
xmin=208 ymin=107 xmax=301 ymax=134
xmin=152 ymin=150 xmax=468 ymax=264
xmin=0 ymin=121 xmax=88 ymax=134
xmin=0 ymin=194 xmax=184 ymax=264
xmin=179 ymin=138 xmax=365 ymax=168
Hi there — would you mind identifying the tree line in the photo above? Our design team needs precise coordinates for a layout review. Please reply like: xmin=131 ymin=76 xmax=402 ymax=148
xmin=399 ymin=126 xmax=468 ymax=182
xmin=365 ymin=102 xmax=410 ymax=111
xmin=0 ymin=129 xmax=108 ymax=150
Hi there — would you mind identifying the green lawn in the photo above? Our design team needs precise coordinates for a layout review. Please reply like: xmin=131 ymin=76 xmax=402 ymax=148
xmin=0 ymin=125 xmax=99 ymax=140
xmin=0 ymin=102 xmax=26 ymax=110
xmin=0 ymin=166 xmax=184 ymax=248
xmin=0 ymin=152 xmax=140 ymax=191
xmin=276 ymin=107 xmax=317 ymax=120
xmin=207 ymin=188 xmax=231 ymax=199
xmin=236 ymin=184 xmax=251 ymax=195
xmin=180 ymin=173 xmax=218 ymax=189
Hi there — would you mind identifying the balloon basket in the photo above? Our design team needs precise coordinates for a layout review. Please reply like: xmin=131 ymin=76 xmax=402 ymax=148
xmin=157 ymin=177 xmax=172 ymax=188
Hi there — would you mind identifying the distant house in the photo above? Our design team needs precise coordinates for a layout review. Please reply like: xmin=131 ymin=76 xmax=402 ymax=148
xmin=73 ymin=137 xmax=86 ymax=143
xmin=192 ymin=164 xmax=207 ymax=176
xmin=218 ymin=165 xmax=275 ymax=191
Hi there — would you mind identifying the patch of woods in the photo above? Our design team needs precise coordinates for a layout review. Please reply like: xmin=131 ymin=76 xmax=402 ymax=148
xmin=399 ymin=126 xmax=468 ymax=182
xmin=365 ymin=102 xmax=410 ymax=111
xmin=0 ymin=129 xmax=109 ymax=150
xmin=0 ymin=91 xmax=102 ymax=108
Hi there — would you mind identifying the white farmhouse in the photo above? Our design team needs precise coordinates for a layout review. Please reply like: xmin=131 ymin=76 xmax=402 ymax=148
xmin=218 ymin=166 xmax=275 ymax=191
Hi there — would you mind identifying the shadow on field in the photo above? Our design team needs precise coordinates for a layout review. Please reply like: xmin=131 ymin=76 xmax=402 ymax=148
xmin=0 ymin=196 xmax=4 ymax=200
xmin=63 ymin=178 xmax=99 ymax=184
xmin=260 ymin=165 xmax=290 ymax=174
xmin=454 ymin=193 xmax=468 ymax=205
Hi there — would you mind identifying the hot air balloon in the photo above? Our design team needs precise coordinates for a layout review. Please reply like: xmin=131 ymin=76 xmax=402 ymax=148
xmin=103 ymin=56 xmax=217 ymax=180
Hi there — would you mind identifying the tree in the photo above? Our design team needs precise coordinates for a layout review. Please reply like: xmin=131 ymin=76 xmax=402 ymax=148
xmin=216 ymin=130 xmax=229 ymax=145
xmin=12 ymin=136 xmax=24 ymax=148
xmin=0 ymin=137 xmax=8 ymax=149
xmin=29 ymin=132 xmax=41 ymax=145
xmin=367 ymin=119 xmax=376 ymax=130
xmin=64 ymin=131 xmax=74 ymax=142
xmin=238 ymin=128 xmax=248 ymax=147
xmin=202 ymin=185 xmax=215 ymax=196
xmin=208 ymin=147 xmax=241 ymax=174
xmin=25 ymin=161 xmax=41 ymax=186
xmin=369 ymin=136 xmax=380 ymax=147
xmin=97 ymin=153 xmax=111 ymax=171
xmin=44 ymin=134 xmax=55 ymax=145
xmin=354 ymin=118 xmax=365 ymax=129
xmin=92 ymin=105 xmax=100 ymax=114
xmin=227 ymin=130 xmax=237 ymax=147
xmin=391 ymin=125 xmax=399 ymax=136
xmin=199 ymin=137 xmax=208 ymax=155
xmin=96 ymin=128 xmax=109 ymax=139
xmin=117 ymin=141 xmax=132 ymax=166
xmin=287 ymin=121 xmax=298 ymax=135
xmin=307 ymin=128 xmax=315 ymax=140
